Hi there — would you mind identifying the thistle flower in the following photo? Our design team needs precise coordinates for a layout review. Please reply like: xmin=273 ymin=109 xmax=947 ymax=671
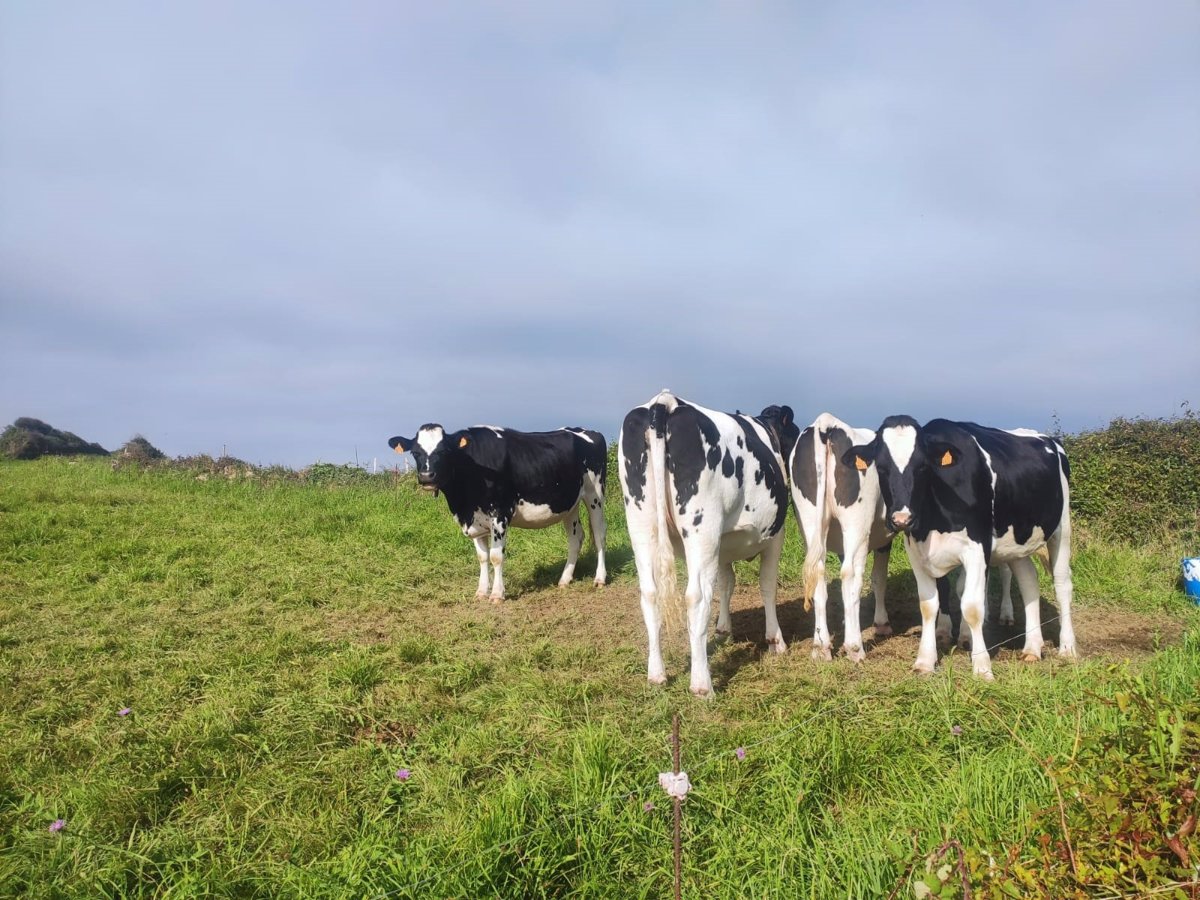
xmin=735 ymin=747 xmax=746 ymax=761
xmin=395 ymin=768 xmax=411 ymax=781
xmin=49 ymin=819 xmax=65 ymax=833
xmin=118 ymin=708 xmax=132 ymax=717
xmin=950 ymin=725 xmax=963 ymax=736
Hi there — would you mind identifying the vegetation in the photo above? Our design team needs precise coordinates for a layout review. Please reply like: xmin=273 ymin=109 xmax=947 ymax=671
xmin=0 ymin=418 xmax=108 ymax=460
xmin=0 ymin=415 xmax=1197 ymax=898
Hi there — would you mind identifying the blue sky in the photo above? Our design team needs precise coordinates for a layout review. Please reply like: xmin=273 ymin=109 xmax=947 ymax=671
xmin=2 ymin=1 xmax=1197 ymax=467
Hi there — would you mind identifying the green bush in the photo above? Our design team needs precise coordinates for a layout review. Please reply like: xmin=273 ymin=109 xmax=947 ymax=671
xmin=1063 ymin=409 xmax=1200 ymax=543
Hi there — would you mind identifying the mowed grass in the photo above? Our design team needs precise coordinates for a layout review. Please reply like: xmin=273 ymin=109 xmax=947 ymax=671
xmin=1 ymin=458 xmax=1197 ymax=898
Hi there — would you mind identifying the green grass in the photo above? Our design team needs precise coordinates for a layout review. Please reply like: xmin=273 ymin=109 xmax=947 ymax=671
xmin=1 ymin=458 xmax=1197 ymax=898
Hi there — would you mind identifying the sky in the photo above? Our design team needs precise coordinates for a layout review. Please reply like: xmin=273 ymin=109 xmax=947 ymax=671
xmin=2 ymin=1 xmax=1197 ymax=468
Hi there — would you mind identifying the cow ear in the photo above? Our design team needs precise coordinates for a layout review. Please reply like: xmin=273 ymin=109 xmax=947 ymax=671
xmin=779 ymin=405 xmax=794 ymax=427
xmin=928 ymin=442 xmax=957 ymax=468
xmin=841 ymin=443 xmax=875 ymax=471
xmin=388 ymin=435 xmax=413 ymax=453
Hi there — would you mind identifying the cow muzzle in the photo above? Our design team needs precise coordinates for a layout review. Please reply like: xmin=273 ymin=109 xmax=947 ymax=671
xmin=417 ymin=475 xmax=439 ymax=496
xmin=889 ymin=510 xmax=912 ymax=532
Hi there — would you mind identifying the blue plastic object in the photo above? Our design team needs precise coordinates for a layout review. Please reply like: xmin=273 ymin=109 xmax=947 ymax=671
xmin=1183 ymin=558 xmax=1200 ymax=603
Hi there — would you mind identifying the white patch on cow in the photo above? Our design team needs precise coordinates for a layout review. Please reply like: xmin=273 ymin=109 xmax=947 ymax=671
xmin=971 ymin=436 xmax=997 ymax=521
xmin=511 ymin=500 xmax=567 ymax=529
xmin=564 ymin=428 xmax=594 ymax=443
xmin=991 ymin=524 xmax=1047 ymax=562
xmin=882 ymin=425 xmax=917 ymax=471
xmin=462 ymin=508 xmax=492 ymax=539
xmin=416 ymin=426 xmax=445 ymax=456
xmin=911 ymin=528 xmax=975 ymax=577
xmin=1006 ymin=428 xmax=1044 ymax=438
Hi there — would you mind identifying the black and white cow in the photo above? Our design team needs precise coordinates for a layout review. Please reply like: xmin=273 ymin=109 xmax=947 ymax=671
xmin=845 ymin=416 xmax=1076 ymax=679
xmin=791 ymin=413 xmax=895 ymax=662
xmin=388 ymin=424 xmax=608 ymax=602
xmin=619 ymin=390 xmax=799 ymax=697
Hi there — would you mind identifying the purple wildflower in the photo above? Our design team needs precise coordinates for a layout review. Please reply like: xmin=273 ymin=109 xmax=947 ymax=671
xmin=118 ymin=708 xmax=132 ymax=717
xmin=735 ymin=747 xmax=746 ymax=761
xmin=49 ymin=819 xmax=65 ymax=833
xmin=951 ymin=725 xmax=963 ymax=736
xmin=395 ymin=768 xmax=411 ymax=781
xmin=643 ymin=801 xmax=654 ymax=812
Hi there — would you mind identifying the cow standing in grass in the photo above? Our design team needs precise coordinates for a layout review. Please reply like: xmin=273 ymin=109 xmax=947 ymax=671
xmin=845 ymin=416 xmax=1076 ymax=678
xmin=619 ymin=390 xmax=798 ymax=697
xmin=388 ymin=425 xmax=608 ymax=602
xmin=791 ymin=413 xmax=896 ymax=662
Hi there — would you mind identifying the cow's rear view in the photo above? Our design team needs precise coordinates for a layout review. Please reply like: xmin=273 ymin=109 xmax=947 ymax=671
xmin=619 ymin=390 xmax=797 ymax=696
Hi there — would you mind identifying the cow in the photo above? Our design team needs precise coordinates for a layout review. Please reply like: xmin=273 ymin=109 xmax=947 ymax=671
xmin=387 ymin=424 xmax=608 ymax=602
xmin=791 ymin=413 xmax=896 ymax=663
xmin=619 ymin=390 xmax=799 ymax=697
xmin=844 ymin=416 xmax=1076 ymax=679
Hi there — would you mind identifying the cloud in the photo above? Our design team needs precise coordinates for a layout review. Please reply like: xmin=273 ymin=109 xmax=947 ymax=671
xmin=2 ymin=1 xmax=1197 ymax=466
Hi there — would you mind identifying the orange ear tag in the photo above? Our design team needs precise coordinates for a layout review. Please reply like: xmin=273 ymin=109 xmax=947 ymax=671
xmin=459 ymin=436 xmax=469 ymax=448
xmin=940 ymin=450 xmax=953 ymax=466
xmin=854 ymin=456 xmax=868 ymax=472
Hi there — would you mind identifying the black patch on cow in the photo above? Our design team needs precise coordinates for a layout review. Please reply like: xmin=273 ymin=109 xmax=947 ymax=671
xmin=937 ymin=576 xmax=962 ymax=639
xmin=734 ymin=455 xmax=744 ymax=488
xmin=665 ymin=403 xmax=721 ymax=515
xmin=733 ymin=417 xmax=789 ymax=536
xmin=721 ymin=448 xmax=735 ymax=478
xmin=620 ymin=407 xmax=652 ymax=507
xmin=823 ymin=426 xmax=861 ymax=508
xmin=792 ymin=426 xmax=818 ymax=503
xmin=692 ymin=512 xmax=703 ymax=527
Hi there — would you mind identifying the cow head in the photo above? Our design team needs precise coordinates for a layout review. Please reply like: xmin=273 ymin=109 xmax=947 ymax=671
xmin=388 ymin=423 xmax=470 ymax=496
xmin=756 ymin=405 xmax=799 ymax=464
xmin=842 ymin=415 xmax=960 ymax=534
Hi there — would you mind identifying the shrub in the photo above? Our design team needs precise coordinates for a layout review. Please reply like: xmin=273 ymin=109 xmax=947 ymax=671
xmin=0 ymin=417 xmax=109 ymax=460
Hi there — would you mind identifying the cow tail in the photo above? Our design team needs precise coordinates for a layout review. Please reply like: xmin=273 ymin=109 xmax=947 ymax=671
xmin=648 ymin=394 xmax=681 ymax=628
xmin=802 ymin=420 xmax=830 ymax=611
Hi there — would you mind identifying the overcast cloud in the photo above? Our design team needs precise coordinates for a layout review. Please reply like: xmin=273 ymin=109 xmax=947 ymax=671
xmin=2 ymin=1 xmax=1197 ymax=467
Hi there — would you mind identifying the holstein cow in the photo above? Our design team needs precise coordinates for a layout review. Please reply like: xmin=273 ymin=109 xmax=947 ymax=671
xmin=619 ymin=391 xmax=799 ymax=697
xmin=845 ymin=416 xmax=1076 ymax=679
xmin=388 ymin=424 xmax=608 ymax=601
xmin=791 ymin=414 xmax=896 ymax=662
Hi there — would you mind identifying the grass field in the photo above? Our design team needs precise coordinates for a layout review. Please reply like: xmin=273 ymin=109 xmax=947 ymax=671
xmin=1 ymin=456 xmax=1197 ymax=898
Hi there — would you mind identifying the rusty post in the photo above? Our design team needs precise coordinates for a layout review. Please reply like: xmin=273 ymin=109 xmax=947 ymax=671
xmin=672 ymin=712 xmax=681 ymax=900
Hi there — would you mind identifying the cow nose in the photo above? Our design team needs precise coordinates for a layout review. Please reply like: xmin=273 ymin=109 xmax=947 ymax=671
xmin=890 ymin=511 xmax=912 ymax=531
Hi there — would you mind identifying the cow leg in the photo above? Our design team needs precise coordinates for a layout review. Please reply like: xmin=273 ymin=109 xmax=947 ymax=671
xmin=871 ymin=545 xmax=892 ymax=637
xmin=558 ymin=506 xmax=584 ymax=586
xmin=959 ymin=548 xmax=992 ymax=680
xmin=810 ymin=557 xmax=833 ymax=661
xmin=1047 ymin=529 xmax=1076 ymax=658
xmin=759 ymin=532 xmax=787 ymax=654
xmin=472 ymin=536 xmax=490 ymax=600
xmin=488 ymin=522 xmax=508 ymax=602
xmin=840 ymin=533 xmax=869 ymax=663
xmin=909 ymin=552 xmax=941 ymax=675
xmin=1009 ymin=556 xmax=1043 ymax=661
xmin=714 ymin=563 xmax=735 ymax=640
xmin=584 ymin=494 xmax=608 ymax=587
xmin=998 ymin=564 xmax=1015 ymax=626
xmin=684 ymin=548 xmax=719 ymax=698
xmin=936 ymin=577 xmax=956 ymax=648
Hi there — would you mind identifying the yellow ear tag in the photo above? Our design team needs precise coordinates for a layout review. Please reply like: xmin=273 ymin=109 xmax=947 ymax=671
xmin=393 ymin=445 xmax=405 ymax=454
xmin=940 ymin=450 xmax=953 ymax=466
xmin=854 ymin=456 xmax=868 ymax=472
xmin=458 ymin=436 xmax=469 ymax=448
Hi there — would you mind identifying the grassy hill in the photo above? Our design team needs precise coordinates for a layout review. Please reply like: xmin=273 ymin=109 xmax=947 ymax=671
xmin=1 ymin=431 xmax=1197 ymax=897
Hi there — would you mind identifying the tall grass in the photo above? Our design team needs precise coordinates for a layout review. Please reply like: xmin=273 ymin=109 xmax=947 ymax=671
xmin=0 ymin=455 xmax=1196 ymax=898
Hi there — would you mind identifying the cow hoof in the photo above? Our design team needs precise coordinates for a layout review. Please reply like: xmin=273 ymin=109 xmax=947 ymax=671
xmin=593 ymin=578 xmax=606 ymax=588
xmin=1058 ymin=644 xmax=1078 ymax=659
xmin=767 ymin=637 xmax=787 ymax=655
xmin=474 ymin=591 xmax=488 ymax=601
xmin=976 ymin=670 xmax=995 ymax=682
xmin=844 ymin=646 xmax=866 ymax=664
xmin=715 ymin=629 xmax=731 ymax=642
xmin=490 ymin=594 xmax=504 ymax=605
xmin=690 ymin=685 xmax=713 ymax=699
xmin=1021 ymin=651 xmax=1041 ymax=663
xmin=935 ymin=631 xmax=952 ymax=648
xmin=912 ymin=660 xmax=936 ymax=676
xmin=647 ymin=673 xmax=667 ymax=686
xmin=873 ymin=623 xmax=893 ymax=638
xmin=811 ymin=644 xmax=833 ymax=662
xmin=957 ymin=635 xmax=971 ymax=652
